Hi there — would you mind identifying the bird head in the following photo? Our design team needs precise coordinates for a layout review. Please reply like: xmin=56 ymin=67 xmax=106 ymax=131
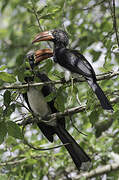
xmin=26 ymin=48 xmax=53 ymax=69
xmin=34 ymin=48 xmax=53 ymax=64
xmin=32 ymin=29 xmax=69 ymax=47
xmin=24 ymin=49 xmax=53 ymax=82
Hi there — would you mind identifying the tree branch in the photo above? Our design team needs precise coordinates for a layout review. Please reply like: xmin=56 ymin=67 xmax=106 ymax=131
xmin=31 ymin=0 xmax=43 ymax=32
xmin=22 ymin=120 xmax=70 ymax=151
xmin=31 ymin=0 xmax=52 ymax=48
xmin=18 ymin=96 xmax=119 ymax=127
xmin=18 ymin=105 xmax=86 ymax=127
xmin=0 ymin=70 xmax=119 ymax=91
xmin=112 ymin=0 xmax=119 ymax=48
xmin=0 ymin=80 xmax=62 ymax=91
xmin=0 ymin=155 xmax=44 ymax=166
xmin=0 ymin=157 xmax=27 ymax=166
xmin=79 ymin=0 xmax=107 ymax=11
xmin=109 ymin=0 xmax=119 ymax=48
xmin=74 ymin=162 xmax=119 ymax=179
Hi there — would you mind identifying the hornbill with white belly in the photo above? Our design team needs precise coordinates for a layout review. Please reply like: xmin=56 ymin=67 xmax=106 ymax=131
xmin=23 ymin=49 xmax=91 ymax=171
xmin=32 ymin=29 xmax=113 ymax=111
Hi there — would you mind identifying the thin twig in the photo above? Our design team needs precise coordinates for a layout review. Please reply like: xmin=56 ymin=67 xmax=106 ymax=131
xmin=0 ymin=80 xmax=62 ymax=91
xmin=0 ymin=155 xmax=45 ymax=166
xmin=31 ymin=0 xmax=52 ymax=48
xmin=79 ymin=0 xmax=106 ymax=11
xmin=62 ymin=0 xmax=67 ymax=30
xmin=74 ymin=162 xmax=119 ymax=179
xmin=102 ymin=30 xmax=114 ymax=43
xmin=70 ymin=116 xmax=87 ymax=136
xmin=14 ymin=100 xmax=31 ymax=112
xmin=0 ymin=157 xmax=27 ymax=166
xmin=18 ymin=96 xmax=119 ymax=128
xmin=112 ymin=0 xmax=119 ymax=48
xmin=31 ymin=0 xmax=43 ymax=31
xmin=0 ymin=70 xmax=119 ymax=91
xmin=22 ymin=120 xmax=70 ymax=151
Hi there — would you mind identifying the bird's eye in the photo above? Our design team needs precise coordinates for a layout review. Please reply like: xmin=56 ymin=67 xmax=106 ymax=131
xmin=53 ymin=32 xmax=56 ymax=36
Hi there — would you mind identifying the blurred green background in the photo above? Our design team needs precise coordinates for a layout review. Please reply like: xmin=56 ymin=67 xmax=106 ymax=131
xmin=0 ymin=0 xmax=119 ymax=179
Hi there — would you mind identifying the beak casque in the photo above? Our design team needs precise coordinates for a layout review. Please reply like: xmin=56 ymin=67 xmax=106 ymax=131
xmin=34 ymin=48 xmax=53 ymax=63
xmin=32 ymin=31 xmax=54 ymax=44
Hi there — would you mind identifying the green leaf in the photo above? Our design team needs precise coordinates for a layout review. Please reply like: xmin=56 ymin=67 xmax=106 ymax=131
xmin=17 ymin=69 xmax=25 ymax=82
xmin=44 ymin=59 xmax=53 ymax=73
xmin=104 ymin=62 xmax=114 ymax=71
xmin=4 ymin=90 xmax=11 ymax=107
xmin=0 ymin=29 xmax=7 ymax=39
xmin=25 ymin=172 xmax=33 ymax=180
xmin=89 ymin=49 xmax=101 ymax=62
xmin=10 ymin=103 xmax=16 ymax=112
xmin=112 ymin=44 xmax=118 ymax=51
xmin=101 ymin=20 xmax=112 ymax=32
xmin=37 ymin=5 xmax=48 ymax=15
xmin=47 ymin=6 xmax=61 ymax=13
xmin=26 ymin=7 xmax=33 ymax=13
xmin=1 ymin=0 xmax=9 ymax=12
xmin=89 ymin=110 xmax=99 ymax=126
xmin=39 ymin=13 xmax=55 ymax=20
xmin=16 ymin=54 xmax=24 ymax=66
xmin=0 ymin=122 xmax=7 ymax=144
xmin=0 ymin=72 xmax=16 ymax=83
xmin=55 ymin=87 xmax=67 ymax=112
xmin=7 ymin=121 xmax=23 ymax=139
xmin=45 ymin=92 xmax=56 ymax=102
xmin=0 ymin=65 xmax=7 ymax=71
xmin=3 ymin=104 xmax=16 ymax=117
xmin=0 ymin=174 xmax=8 ymax=180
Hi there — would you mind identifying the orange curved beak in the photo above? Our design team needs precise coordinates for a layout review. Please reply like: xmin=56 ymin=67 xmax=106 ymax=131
xmin=32 ymin=31 xmax=54 ymax=44
xmin=34 ymin=48 xmax=53 ymax=63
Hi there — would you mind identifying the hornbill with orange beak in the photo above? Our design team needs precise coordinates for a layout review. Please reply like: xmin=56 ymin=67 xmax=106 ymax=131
xmin=23 ymin=49 xmax=91 ymax=171
xmin=32 ymin=29 xmax=113 ymax=111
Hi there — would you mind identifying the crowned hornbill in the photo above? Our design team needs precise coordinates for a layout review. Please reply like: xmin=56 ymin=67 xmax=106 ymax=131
xmin=32 ymin=29 xmax=113 ymax=111
xmin=23 ymin=49 xmax=91 ymax=171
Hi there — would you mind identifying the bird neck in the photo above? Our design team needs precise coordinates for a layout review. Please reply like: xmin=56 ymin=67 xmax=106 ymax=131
xmin=53 ymin=42 xmax=66 ymax=50
xmin=53 ymin=43 xmax=66 ymax=63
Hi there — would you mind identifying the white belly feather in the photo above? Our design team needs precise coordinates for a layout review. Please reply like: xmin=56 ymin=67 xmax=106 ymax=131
xmin=27 ymin=87 xmax=50 ymax=116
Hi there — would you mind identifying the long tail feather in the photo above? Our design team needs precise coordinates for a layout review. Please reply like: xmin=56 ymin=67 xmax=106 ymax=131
xmin=55 ymin=125 xmax=91 ymax=171
xmin=87 ymin=79 xmax=113 ymax=111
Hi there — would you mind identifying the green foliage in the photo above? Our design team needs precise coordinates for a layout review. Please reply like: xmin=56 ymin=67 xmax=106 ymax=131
xmin=89 ymin=110 xmax=100 ymax=126
xmin=0 ymin=174 xmax=8 ymax=180
xmin=0 ymin=122 xmax=7 ymax=144
xmin=7 ymin=121 xmax=23 ymax=139
xmin=4 ymin=90 xmax=11 ymax=107
xmin=89 ymin=49 xmax=101 ymax=62
xmin=55 ymin=86 xmax=67 ymax=112
xmin=0 ymin=0 xmax=119 ymax=179
xmin=0 ymin=72 xmax=16 ymax=83
xmin=0 ymin=120 xmax=22 ymax=144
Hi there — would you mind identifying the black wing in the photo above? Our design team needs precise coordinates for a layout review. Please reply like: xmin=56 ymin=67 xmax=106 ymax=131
xmin=55 ymin=48 xmax=96 ymax=81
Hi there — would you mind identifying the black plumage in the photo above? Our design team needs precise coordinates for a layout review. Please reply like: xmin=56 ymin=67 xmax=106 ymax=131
xmin=32 ymin=29 xmax=113 ymax=111
xmin=23 ymin=51 xmax=91 ymax=170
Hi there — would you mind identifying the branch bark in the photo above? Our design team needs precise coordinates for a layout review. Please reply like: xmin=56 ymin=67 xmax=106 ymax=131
xmin=0 ymin=70 xmax=119 ymax=91
xmin=0 ymin=80 xmax=62 ymax=91
xmin=31 ymin=0 xmax=52 ymax=48
xmin=0 ymin=155 xmax=44 ymax=166
xmin=79 ymin=0 xmax=106 ymax=11
xmin=74 ymin=162 xmax=119 ymax=179
xmin=19 ymin=96 xmax=119 ymax=127
xmin=109 ymin=0 xmax=119 ymax=48
xmin=112 ymin=0 xmax=119 ymax=48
